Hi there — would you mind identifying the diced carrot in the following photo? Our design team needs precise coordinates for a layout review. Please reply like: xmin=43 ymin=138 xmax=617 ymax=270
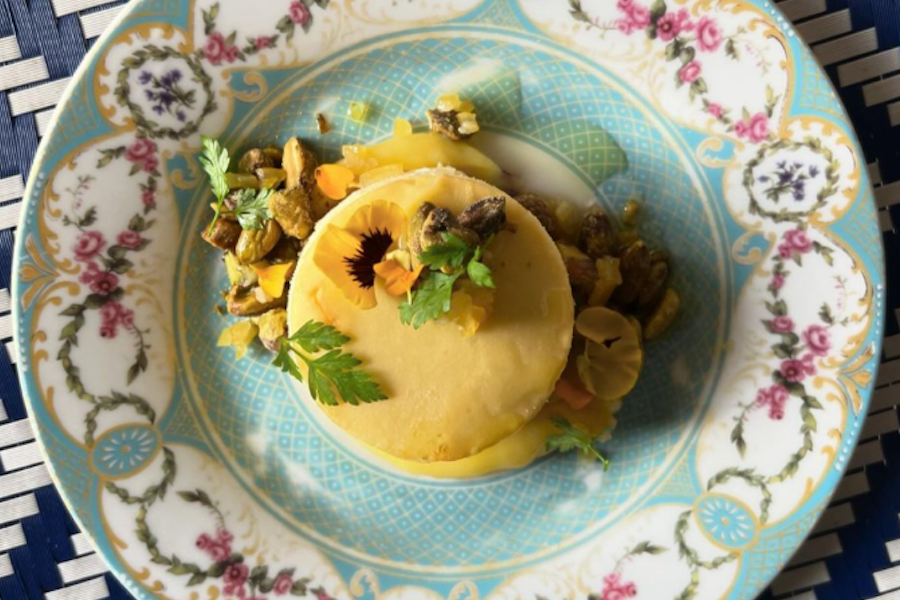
xmin=555 ymin=375 xmax=594 ymax=410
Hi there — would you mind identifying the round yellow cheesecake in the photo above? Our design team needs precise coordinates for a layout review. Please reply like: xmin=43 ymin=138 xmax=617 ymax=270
xmin=288 ymin=167 xmax=575 ymax=462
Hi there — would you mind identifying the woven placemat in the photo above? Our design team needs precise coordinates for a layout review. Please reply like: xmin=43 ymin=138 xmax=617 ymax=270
xmin=0 ymin=1 xmax=898 ymax=599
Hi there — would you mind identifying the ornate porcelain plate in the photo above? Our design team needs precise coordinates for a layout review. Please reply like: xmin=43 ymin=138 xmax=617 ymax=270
xmin=13 ymin=1 xmax=884 ymax=599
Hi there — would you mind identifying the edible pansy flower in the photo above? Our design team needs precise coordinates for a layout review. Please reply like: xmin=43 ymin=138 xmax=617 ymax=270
xmin=313 ymin=200 xmax=406 ymax=308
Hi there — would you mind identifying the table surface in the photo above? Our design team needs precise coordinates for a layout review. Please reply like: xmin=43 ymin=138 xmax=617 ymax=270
xmin=0 ymin=1 xmax=899 ymax=599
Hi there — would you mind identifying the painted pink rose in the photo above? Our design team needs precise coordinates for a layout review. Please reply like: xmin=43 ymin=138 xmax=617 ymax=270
xmin=781 ymin=355 xmax=816 ymax=383
xmin=207 ymin=541 xmax=230 ymax=562
xmin=628 ymin=4 xmax=650 ymax=28
xmin=99 ymin=324 xmax=117 ymax=339
xmin=696 ymin=16 xmax=723 ymax=52
xmin=756 ymin=384 xmax=789 ymax=419
xmin=273 ymin=574 xmax=293 ymax=595
xmin=770 ymin=273 xmax=785 ymax=291
xmin=801 ymin=352 xmax=817 ymax=374
xmin=90 ymin=271 xmax=119 ymax=296
xmin=748 ymin=112 xmax=769 ymax=143
xmin=217 ymin=529 xmax=234 ymax=545
xmin=777 ymin=243 xmax=793 ymax=259
xmin=124 ymin=138 xmax=155 ymax=163
xmin=601 ymin=572 xmax=638 ymax=600
xmin=224 ymin=563 xmax=249 ymax=586
xmin=706 ymin=102 xmax=723 ymax=118
xmin=119 ymin=307 xmax=135 ymax=329
xmin=770 ymin=316 xmax=794 ymax=333
xmin=656 ymin=9 xmax=693 ymax=42
xmin=733 ymin=119 xmax=749 ymax=138
xmin=117 ymin=230 xmax=143 ymax=250
xmin=100 ymin=302 xmax=121 ymax=325
xmin=679 ymin=60 xmax=702 ymax=84
xmin=141 ymin=189 xmax=156 ymax=207
xmin=195 ymin=533 xmax=213 ymax=550
xmin=254 ymin=36 xmax=273 ymax=50
xmin=142 ymin=154 xmax=159 ymax=174
xmin=784 ymin=228 xmax=813 ymax=254
xmin=74 ymin=231 xmax=106 ymax=262
xmin=289 ymin=1 xmax=310 ymax=25
xmin=204 ymin=32 xmax=239 ymax=65
xmin=803 ymin=325 xmax=830 ymax=356
xmin=314 ymin=590 xmax=334 ymax=600
xmin=79 ymin=262 xmax=102 ymax=285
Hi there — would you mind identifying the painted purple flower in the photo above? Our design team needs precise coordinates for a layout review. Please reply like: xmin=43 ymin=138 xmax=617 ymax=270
xmin=803 ymin=325 xmax=830 ymax=356
xmin=138 ymin=71 xmax=152 ymax=85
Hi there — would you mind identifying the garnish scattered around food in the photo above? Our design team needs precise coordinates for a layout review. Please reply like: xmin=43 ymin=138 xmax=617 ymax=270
xmin=546 ymin=416 xmax=610 ymax=470
xmin=273 ymin=320 xmax=387 ymax=406
xmin=198 ymin=136 xmax=231 ymax=235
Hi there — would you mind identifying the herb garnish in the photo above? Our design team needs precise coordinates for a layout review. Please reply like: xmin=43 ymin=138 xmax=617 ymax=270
xmin=230 ymin=187 xmax=273 ymax=230
xmin=199 ymin=136 xmax=230 ymax=235
xmin=400 ymin=232 xmax=495 ymax=329
xmin=199 ymin=136 xmax=275 ymax=233
xmin=546 ymin=416 xmax=610 ymax=470
xmin=273 ymin=320 xmax=387 ymax=406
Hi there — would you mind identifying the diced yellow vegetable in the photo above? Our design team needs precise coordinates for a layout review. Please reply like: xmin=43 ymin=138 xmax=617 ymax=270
xmin=217 ymin=320 xmax=259 ymax=360
xmin=344 ymin=133 xmax=503 ymax=186
xmin=393 ymin=118 xmax=413 ymax=137
xmin=253 ymin=261 xmax=295 ymax=299
xmin=643 ymin=288 xmax=680 ymax=340
xmin=437 ymin=94 xmax=462 ymax=112
xmin=348 ymin=101 xmax=370 ymax=123
xmin=588 ymin=257 xmax=622 ymax=306
xmin=359 ymin=164 xmax=404 ymax=187
xmin=446 ymin=282 xmax=494 ymax=337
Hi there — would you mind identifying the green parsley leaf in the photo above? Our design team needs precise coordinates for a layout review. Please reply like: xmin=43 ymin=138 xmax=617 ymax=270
xmin=199 ymin=136 xmax=231 ymax=234
xmin=466 ymin=246 xmax=495 ymax=288
xmin=273 ymin=320 xmax=387 ymax=406
xmin=399 ymin=270 xmax=461 ymax=329
xmin=230 ymin=188 xmax=273 ymax=230
xmin=546 ymin=416 xmax=610 ymax=470
xmin=291 ymin=320 xmax=350 ymax=353
xmin=419 ymin=233 xmax=473 ymax=270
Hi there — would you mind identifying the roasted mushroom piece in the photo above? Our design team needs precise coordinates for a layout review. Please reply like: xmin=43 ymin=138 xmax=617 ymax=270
xmin=611 ymin=240 xmax=651 ymax=306
xmin=235 ymin=219 xmax=282 ymax=264
xmin=268 ymin=188 xmax=315 ymax=240
xmin=282 ymin=137 xmax=318 ymax=192
xmin=237 ymin=148 xmax=275 ymax=174
xmin=579 ymin=208 xmax=618 ymax=259
xmin=516 ymin=193 xmax=561 ymax=239
xmin=458 ymin=196 xmax=507 ymax=241
xmin=226 ymin=285 xmax=288 ymax=317
xmin=202 ymin=218 xmax=242 ymax=251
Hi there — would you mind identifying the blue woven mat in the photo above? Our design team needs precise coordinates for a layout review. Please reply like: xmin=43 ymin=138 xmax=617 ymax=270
xmin=0 ymin=1 xmax=898 ymax=599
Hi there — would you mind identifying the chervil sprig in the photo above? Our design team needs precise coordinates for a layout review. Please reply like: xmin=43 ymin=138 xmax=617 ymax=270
xmin=229 ymin=187 xmax=273 ymax=230
xmin=546 ymin=416 xmax=610 ymax=470
xmin=272 ymin=320 xmax=387 ymax=406
xmin=199 ymin=136 xmax=231 ymax=235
